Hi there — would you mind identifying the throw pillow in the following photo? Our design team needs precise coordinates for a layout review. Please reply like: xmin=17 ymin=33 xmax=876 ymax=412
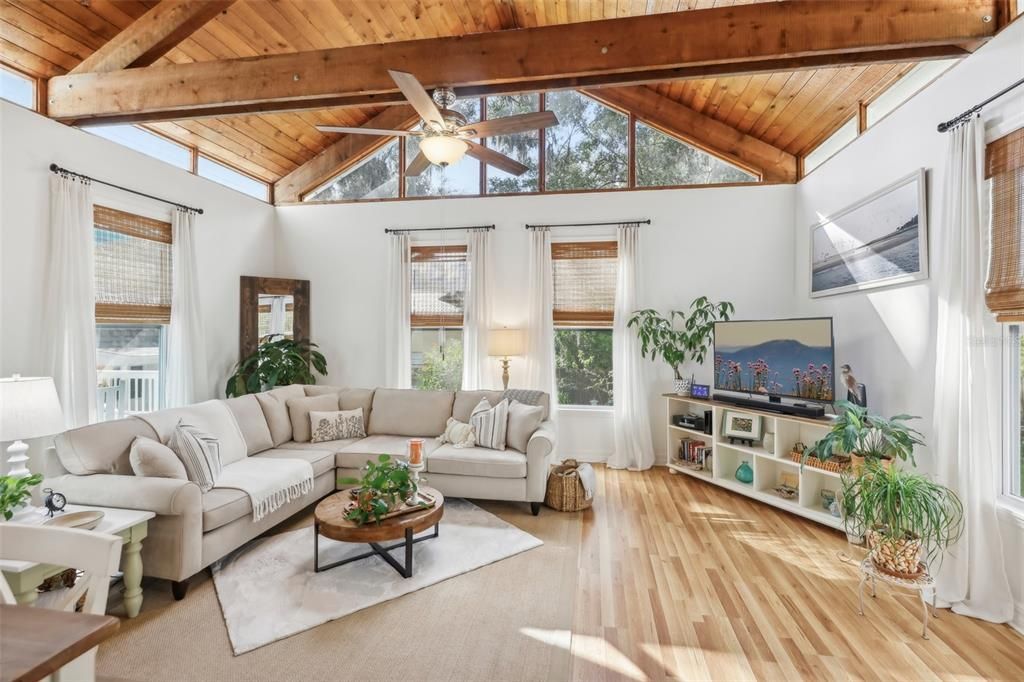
xmin=169 ymin=420 xmax=222 ymax=492
xmin=506 ymin=400 xmax=545 ymax=453
xmin=129 ymin=436 xmax=187 ymax=479
xmin=437 ymin=417 xmax=476 ymax=449
xmin=286 ymin=394 xmax=341 ymax=443
xmin=470 ymin=398 xmax=509 ymax=451
xmin=310 ymin=408 xmax=366 ymax=443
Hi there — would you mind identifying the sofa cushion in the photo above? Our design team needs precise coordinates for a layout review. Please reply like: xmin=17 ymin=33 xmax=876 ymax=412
xmin=310 ymin=409 xmax=366 ymax=442
xmin=129 ymin=436 xmax=187 ymax=479
xmin=287 ymin=394 xmax=340 ymax=443
xmin=506 ymin=401 xmax=545 ymax=453
xmin=139 ymin=400 xmax=247 ymax=467
xmin=470 ymin=398 xmax=509 ymax=451
xmin=253 ymin=447 xmax=335 ymax=478
xmin=452 ymin=390 xmax=506 ymax=423
xmin=169 ymin=421 xmax=223 ymax=493
xmin=254 ymin=384 xmax=306 ymax=446
xmin=278 ymin=438 xmax=362 ymax=455
xmin=202 ymin=488 xmax=250 ymax=531
xmin=224 ymin=395 xmax=274 ymax=456
xmin=368 ymin=389 xmax=454 ymax=437
xmin=55 ymin=416 xmax=158 ymax=476
xmin=303 ymin=385 xmax=344 ymax=397
xmin=427 ymin=444 xmax=527 ymax=479
xmin=303 ymin=386 xmax=375 ymax=431
xmin=336 ymin=435 xmax=439 ymax=470
xmin=502 ymin=389 xmax=551 ymax=421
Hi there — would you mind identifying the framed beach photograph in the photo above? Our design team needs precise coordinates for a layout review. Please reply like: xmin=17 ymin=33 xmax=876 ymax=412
xmin=809 ymin=169 xmax=928 ymax=298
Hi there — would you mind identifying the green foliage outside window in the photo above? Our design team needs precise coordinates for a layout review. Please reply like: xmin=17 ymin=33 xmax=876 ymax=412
xmin=486 ymin=94 xmax=540 ymax=194
xmin=545 ymin=91 xmax=628 ymax=191
xmin=413 ymin=334 xmax=463 ymax=391
xmin=635 ymin=122 xmax=756 ymax=187
xmin=306 ymin=140 xmax=399 ymax=201
xmin=555 ymin=329 xmax=613 ymax=406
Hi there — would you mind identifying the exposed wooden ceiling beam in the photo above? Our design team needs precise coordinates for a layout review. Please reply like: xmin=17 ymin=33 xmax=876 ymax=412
xmin=584 ymin=87 xmax=797 ymax=183
xmin=49 ymin=0 xmax=995 ymax=124
xmin=275 ymin=106 xmax=420 ymax=203
xmin=70 ymin=0 xmax=236 ymax=74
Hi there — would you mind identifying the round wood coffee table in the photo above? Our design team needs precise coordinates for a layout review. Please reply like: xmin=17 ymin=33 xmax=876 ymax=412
xmin=313 ymin=487 xmax=444 ymax=578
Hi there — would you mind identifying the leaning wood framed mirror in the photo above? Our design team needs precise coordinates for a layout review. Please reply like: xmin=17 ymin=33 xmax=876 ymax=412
xmin=239 ymin=276 xmax=310 ymax=360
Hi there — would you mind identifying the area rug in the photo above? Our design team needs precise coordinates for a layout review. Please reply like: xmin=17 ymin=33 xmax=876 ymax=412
xmin=211 ymin=498 xmax=543 ymax=654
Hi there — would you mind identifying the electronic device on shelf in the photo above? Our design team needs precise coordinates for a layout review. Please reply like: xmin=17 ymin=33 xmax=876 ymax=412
xmin=713 ymin=392 xmax=826 ymax=418
xmin=673 ymin=414 xmax=705 ymax=431
xmin=690 ymin=383 xmax=711 ymax=399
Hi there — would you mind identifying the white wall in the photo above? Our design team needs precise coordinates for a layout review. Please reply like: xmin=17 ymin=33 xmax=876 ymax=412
xmin=276 ymin=184 xmax=795 ymax=462
xmin=0 ymin=101 xmax=276 ymax=473
xmin=793 ymin=20 xmax=1024 ymax=629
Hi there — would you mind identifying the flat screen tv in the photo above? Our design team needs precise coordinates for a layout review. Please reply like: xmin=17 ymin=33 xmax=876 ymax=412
xmin=713 ymin=317 xmax=835 ymax=403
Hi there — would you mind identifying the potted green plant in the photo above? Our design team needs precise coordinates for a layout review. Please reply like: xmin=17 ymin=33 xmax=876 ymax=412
xmin=338 ymin=455 xmax=418 ymax=526
xmin=0 ymin=473 xmax=42 ymax=520
xmin=225 ymin=335 xmax=328 ymax=397
xmin=840 ymin=462 xmax=963 ymax=577
xmin=805 ymin=400 xmax=925 ymax=470
xmin=628 ymin=296 xmax=735 ymax=395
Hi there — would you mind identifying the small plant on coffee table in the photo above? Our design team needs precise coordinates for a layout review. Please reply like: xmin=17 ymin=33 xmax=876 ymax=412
xmin=338 ymin=455 xmax=418 ymax=526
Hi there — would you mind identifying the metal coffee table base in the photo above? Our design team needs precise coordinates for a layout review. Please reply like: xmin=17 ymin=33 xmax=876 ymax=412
xmin=314 ymin=522 xmax=440 ymax=578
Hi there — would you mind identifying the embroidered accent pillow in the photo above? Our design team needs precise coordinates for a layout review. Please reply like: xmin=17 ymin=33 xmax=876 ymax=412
xmin=470 ymin=398 xmax=509 ymax=451
xmin=310 ymin=408 xmax=366 ymax=443
xmin=437 ymin=417 xmax=476 ymax=449
xmin=169 ymin=420 xmax=222 ymax=492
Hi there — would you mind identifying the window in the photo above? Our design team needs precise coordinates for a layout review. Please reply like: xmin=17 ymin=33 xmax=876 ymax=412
xmin=0 ymin=65 xmax=34 ymax=109
xmin=485 ymin=94 xmax=540 ymax=194
xmin=635 ymin=122 xmax=757 ymax=186
xmin=406 ymin=99 xmax=481 ymax=197
xmin=545 ymin=91 xmax=628 ymax=191
xmin=197 ymin=155 xmax=269 ymax=201
xmin=552 ymin=241 xmax=616 ymax=406
xmin=307 ymin=140 xmax=400 ymax=201
xmin=410 ymin=244 xmax=468 ymax=390
xmin=88 ymin=125 xmax=191 ymax=171
xmin=94 ymin=205 xmax=172 ymax=420
xmin=867 ymin=60 xmax=959 ymax=128
xmin=804 ymin=116 xmax=858 ymax=174
xmin=258 ymin=295 xmax=294 ymax=339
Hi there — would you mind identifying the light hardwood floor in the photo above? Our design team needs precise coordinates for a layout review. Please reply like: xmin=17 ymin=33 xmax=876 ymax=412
xmin=570 ymin=466 xmax=1023 ymax=681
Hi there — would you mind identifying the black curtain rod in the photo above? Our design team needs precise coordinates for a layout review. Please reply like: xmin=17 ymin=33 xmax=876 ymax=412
xmin=525 ymin=219 xmax=651 ymax=229
xmin=385 ymin=224 xmax=494 ymax=234
xmin=49 ymin=163 xmax=204 ymax=214
xmin=937 ymin=77 xmax=1024 ymax=133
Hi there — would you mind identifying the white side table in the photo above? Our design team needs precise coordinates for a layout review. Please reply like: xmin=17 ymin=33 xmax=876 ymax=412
xmin=0 ymin=505 xmax=155 ymax=618
xmin=857 ymin=555 xmax=938 ymax=639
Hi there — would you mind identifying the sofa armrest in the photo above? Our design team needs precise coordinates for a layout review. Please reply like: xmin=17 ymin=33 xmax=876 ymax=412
xmin=525 ymin=420 xmax=557 ymax=502
xmin=44 ymin=474 xmax=201 ymax=516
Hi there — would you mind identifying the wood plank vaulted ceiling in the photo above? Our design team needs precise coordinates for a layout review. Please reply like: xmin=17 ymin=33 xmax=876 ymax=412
xmin=0 ymin=0 xmax=1006 ymax=197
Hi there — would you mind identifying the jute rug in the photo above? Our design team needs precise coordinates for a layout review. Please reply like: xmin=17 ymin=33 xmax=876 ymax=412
xmin=96 ymin=499 xmax=579 ymax=682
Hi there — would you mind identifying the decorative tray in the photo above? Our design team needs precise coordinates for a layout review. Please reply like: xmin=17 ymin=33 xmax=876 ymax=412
xmin=344 ymin=489 xmax=437 ymax=521
xmin=789 ymin=451 xmax=850 ymax=474
xmin=43 ymin=510 xmax=105 ymax=531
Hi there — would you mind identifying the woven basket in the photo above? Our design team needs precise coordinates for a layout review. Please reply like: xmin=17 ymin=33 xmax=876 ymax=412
xmin=544 ymin=459 xmax=593 ymax=512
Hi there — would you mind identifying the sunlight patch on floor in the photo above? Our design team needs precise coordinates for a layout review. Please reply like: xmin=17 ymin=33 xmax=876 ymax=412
xmin=520 ymin=627 xmax=647 ymax=681
xmin=727 ymin=530 xmax=851 ymax=580
xmin=640 ymin=642 xmax=758 ymax=682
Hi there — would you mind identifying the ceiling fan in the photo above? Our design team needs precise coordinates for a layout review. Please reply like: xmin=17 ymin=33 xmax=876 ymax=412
xmin=315 ymin=70 xmax=558 ymax=176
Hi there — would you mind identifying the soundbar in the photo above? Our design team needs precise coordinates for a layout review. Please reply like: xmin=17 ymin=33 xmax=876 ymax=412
xmin=713 ymin=393 xmax=827 ymax=419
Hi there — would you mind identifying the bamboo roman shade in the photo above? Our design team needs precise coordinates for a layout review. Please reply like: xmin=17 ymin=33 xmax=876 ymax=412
xmin=552 ymin=240 xmax=618 ymax=327
xmin=93 ymin=205 xmax=173 ymax=324
xmin=410 ymin=244 xmax=468 ymax=327
xmin=985 ymin=128 xmax=1024 ymax=322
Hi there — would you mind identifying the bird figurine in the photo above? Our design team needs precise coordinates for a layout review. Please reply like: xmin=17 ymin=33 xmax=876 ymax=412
xmin=840 ymin=364 xmax=866 ymax=406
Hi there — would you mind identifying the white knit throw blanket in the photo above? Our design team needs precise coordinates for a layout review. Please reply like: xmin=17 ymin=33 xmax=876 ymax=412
xmin=214 ymin=457 xmax=315 ymax=522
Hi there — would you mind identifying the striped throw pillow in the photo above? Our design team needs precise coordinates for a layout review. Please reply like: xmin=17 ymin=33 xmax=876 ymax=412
xmin=470 ymin=398 xmax=509 ymax=451
xmin=169 ymin=420 xmax=222 ymax=492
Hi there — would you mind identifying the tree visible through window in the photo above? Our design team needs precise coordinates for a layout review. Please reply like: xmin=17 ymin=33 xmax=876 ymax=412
xmin=406 ymin=99 xmax=481 ymax=197
xmin=545 ymin=91 xmax=628 ymax=191
xmin=307 ymin=139 xmax=399 ymax=201
xmin=635 ymin=122 xmax=756 ymax=186
xmin=486 ymin=94 xmax=540 ymax=194
xmin=410 ymin=244 xmax=467 ymax=390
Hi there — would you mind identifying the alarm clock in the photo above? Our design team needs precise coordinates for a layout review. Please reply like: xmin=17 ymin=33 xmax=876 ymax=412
xmin=43 ymin=488 xmax=67 ymax=517
xmin=690 ymin=383 xmax=711 ymax=399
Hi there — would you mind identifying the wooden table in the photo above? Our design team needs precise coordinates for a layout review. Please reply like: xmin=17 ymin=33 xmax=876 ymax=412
xmin=0 ymin=605 xmax=119 ymax=682
xmin=314 ymin=487 xmax=444 ymax=578
xmin=0 ymin=505 xmax=155 ymax=618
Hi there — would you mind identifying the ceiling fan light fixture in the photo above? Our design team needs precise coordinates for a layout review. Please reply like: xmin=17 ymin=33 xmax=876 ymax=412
xmin=419 ymin=135 xmax=468 ymax=167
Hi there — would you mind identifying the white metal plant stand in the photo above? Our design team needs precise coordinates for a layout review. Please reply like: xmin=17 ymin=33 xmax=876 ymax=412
xmin=857 ymin=555 xmax=938 ymax=639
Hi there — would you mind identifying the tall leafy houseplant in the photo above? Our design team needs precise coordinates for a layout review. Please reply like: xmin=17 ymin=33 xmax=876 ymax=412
xmin=225 ymin=335 xmax=328 ymax=397
xmin=806 ymin=400 xmax=925 ymax=467
xmin=628 ymin=297 xmax=735 ymax=391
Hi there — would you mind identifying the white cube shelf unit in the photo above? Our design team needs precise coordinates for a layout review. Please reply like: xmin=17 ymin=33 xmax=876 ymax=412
xmin=664 ymin=394 xmax=843 ymax=531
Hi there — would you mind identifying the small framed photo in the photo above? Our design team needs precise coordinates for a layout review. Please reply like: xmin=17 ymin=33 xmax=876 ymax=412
xmin=722 ymin=410 xmax=762 ymax=444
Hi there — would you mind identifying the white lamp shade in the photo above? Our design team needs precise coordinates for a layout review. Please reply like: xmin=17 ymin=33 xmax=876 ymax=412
xmin=419 ymin=135 xmax=469 ymax=167
xmin=0 ymin=376 xmax=65 ymax=442
xmin=488 ymin=328 xmax=525 ymax=357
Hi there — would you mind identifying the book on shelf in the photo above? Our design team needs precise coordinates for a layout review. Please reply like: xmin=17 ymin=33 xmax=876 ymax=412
xmin=677 ymin=438 xmax=710 ymax=469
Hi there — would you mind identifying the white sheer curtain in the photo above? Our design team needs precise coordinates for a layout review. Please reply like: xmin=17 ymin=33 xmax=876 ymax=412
xmin=165 ymin=209 xmax=208 ymax=407
xmin=609 ymin=223 xmax=654 ymax=470
xmin=932 ymin=117 xmax=1013 ymax=623
xmin=462 ymin=228 xmax=493 ymax=389
xmin=45 ymin=173 xmax=96 ymax=428
xmin=385 ymin=233 xmax=412 ymax=388
xmin=525 ymin=227 xmax=557 ymax=411
xmin=268 ymin=296 xmax=287 ymax=337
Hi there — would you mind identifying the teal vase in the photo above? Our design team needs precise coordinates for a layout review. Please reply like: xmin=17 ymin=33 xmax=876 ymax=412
xmin=735 ymin=460 xmax=753 ymax=484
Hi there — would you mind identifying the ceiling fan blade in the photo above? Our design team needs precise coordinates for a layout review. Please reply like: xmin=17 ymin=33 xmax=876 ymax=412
xmin=388 ymin=70 xmax=445 ymax=131
xmin=464 ymin=140 xmax=529 ymax=176
xmin=405 ymin=150 xmax=432 ymax=176
xmin=457 ymin=111 xmax=559 ymax=139
xmin=316 ymin=125 xmax=418 ymax=136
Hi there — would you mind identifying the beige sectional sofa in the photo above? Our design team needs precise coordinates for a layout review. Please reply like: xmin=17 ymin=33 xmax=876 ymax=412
xmin=44 ymin=385 xmax=555 ymax=598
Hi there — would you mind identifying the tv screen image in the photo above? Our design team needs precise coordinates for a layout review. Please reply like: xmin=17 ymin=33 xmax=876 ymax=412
xmin=713 ymin=318 xmax=835 ymax=402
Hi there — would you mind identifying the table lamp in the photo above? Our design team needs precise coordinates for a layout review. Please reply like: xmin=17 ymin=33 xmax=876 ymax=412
xmin=488 ymin=328 xmax=525 ymax=390
xmin=0 ymin=375 xmax=65 ymax=479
